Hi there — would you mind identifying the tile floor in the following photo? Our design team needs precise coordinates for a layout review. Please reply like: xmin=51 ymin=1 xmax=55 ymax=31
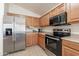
xmin=7 ymin=45 xmax=47 ymax=56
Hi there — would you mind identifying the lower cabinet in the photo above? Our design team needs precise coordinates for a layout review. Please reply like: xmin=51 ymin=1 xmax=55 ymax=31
xmin=62 ymin=46 xmax=79 ymax=56
xmin=38 ymin=34 xmax=45 ymax=49
xmin=26 ymin=32 xmax=45 ymax=49
xmin=26 ymin=33 xmax=38 ymax=47
xmin=62 ymin=40 xmax=79 ymax=56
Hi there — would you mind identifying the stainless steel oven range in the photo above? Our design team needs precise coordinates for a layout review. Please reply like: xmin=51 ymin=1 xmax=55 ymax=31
xmin=45 ymin=35 xmax=62 ymax=56
xmin=45 ymin=28 xmax=71 ymax=56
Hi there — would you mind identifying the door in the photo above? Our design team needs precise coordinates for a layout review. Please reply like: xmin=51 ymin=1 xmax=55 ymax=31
xmin=45 ymin=36 xmax=61 ymax=56
xmin=38 ymin=34 xmax=45 ymax=49
xmin=40 ymin=13 xmax=49 ymax=27
xmin=14 ymin=16 xmax=25 ymax=51
xmin=3 ymin=16 xmax=14 ymax=55
xmin=62 ymin=46 xmax=79 ymax=56
xmin=26 ymin=33 xmax=38 ymax=47
xmin=70 ymin=3 xmax=79 ymax=22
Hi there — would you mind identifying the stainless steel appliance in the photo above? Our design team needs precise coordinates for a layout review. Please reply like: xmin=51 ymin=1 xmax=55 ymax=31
xmin=50 ymin=12 xmax=69 ymax=26
xmin=53 ymin=28 xmax=71 ymax=37
xmin=45 ymin=28 xmax=71 ymax=56
xmin=45 ymin=35 xmax=62 ymax=56
xmin=3 ymin=15 xmax=26 ymax=55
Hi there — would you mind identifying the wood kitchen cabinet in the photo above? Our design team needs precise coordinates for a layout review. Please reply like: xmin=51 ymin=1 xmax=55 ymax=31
xmin=62 ymin=46 xmax=79 ymax=56
xmin=38 ymin=34 xmax=45 ymax=49
xmin=62 ymin=40 xmax=79 ymax=56
xmin=66 ymin=3 xmax=79 ymax=23
xmin=26 ymin=16 xmax=39 ymax=27
xmin=26 ymin=33 xmax=38 ymax=47
xmin=49 ymin=8 xmax=57 ymax=17
xmin=56 ymin=4 xmax=65 ymax=15
xmin=50 ymin=4 xmax=65 ymax=17
xmin=32 ymin=17 xmax=39 ymax=27
xmin=40 ymin=13 xmax=49 ymax=27
xmin=70 ymin=3 xmax=79 ymax=22
xmin=26 ymin=16 xmax=33 ymax=27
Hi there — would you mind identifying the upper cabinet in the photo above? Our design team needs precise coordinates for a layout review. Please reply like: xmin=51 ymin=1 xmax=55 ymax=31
xmin=39 ymin=4 xmax=65 ymax=27
xmin=26 ymin=16 xmax=33 ymax=26
xmin=57 ymin=4 xmax=65 ymax=14
xmin=66 ymin=3 xmax=79 ymax=23
xmin=26 ymin=16 xmax=39 ymax=27
xmin=50 ymin=8 xmax=57 ymax=17
xmin=26 ymin=3 xmax=79 ymax=27
xmin=70 ymin=3 xmax=79 ymax=22
xmin=40 ymin=13 xmax=50 ymax=27
xmin=32 ymin=17 xmax=39 ymax=27
xmin=50 ymin=4 xmax=65 ymax=17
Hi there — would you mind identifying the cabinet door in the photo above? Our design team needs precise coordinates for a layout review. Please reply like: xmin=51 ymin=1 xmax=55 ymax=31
xmin=56 ymin=4 xmax=65 ymax=15
xmin=50 ymin=4 xmax=65 ymax=17
xmin=32 ymin=17 xmax=39 ymax=27
xmin=38 ymin=35 xmax=42 ymax=46
xmin=62 ymin=46 xmax=79 ymax=56
xmin=43 ymin=14 xmax=49 ymax=26
xmin=26 ymin=33 xmax=33 ymax=46
xmin=38 ymin=34 xmax=45 ymax=49
xmin=40 ymin=13 xmax=49 ymax=27
xmin=40 ymin=17 xmax=43 ymax=26
xmin=26 ymin=33 xmax=38 ymax=47
xmin=32 ymin=33 xmax=38 ymax=45
xmin=26 ymin=16 xmax=33 ymax=26
xmin=50 ymin=9 xmax=57 ymax=17
xmin=35 ymin=18 xmax=39 ymax=27
xmin=70 ymin=3 xmax=79 ymax=22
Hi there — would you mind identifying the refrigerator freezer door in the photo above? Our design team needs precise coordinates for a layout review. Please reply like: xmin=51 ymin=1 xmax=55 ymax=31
xmin=3 ymin=36 xmax=14 ymax=55
xmin=3 ymin=15 xmax=14 ymax=55
xmin=3 ymin=24 xmax=14 ymax=55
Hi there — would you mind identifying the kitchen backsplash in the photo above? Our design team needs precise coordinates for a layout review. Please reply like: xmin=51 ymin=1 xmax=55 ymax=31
xmin=41 ymin=23 xmax=79 ymax=35
xmin=26 ymin=26 xmax=38 ymax=32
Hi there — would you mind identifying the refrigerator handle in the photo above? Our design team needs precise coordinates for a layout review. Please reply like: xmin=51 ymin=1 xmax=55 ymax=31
xmin=12 ymin=33 xmax=16 ymax=42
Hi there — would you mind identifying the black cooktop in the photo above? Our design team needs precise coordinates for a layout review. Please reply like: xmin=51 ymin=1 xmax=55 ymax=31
xmin=45 ymin=34 xmax=61 ymax=39
xmin=45 ymin=32 xmax=70 ymax=38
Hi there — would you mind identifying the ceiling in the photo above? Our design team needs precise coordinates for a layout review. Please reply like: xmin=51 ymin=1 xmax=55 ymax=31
xmin=15 ymin=3 xmax=58 ymax=16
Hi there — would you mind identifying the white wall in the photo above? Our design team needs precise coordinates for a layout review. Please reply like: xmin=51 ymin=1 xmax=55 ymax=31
xmin=42 ymin=23 xmax=79 ymax=35
xmin=0 ymin=3 xmax=4 ymax=56
xmin=70 ymin=23 xmax=79 ymax=34
xmin=8 ymin=4 xmax=40 ymax=17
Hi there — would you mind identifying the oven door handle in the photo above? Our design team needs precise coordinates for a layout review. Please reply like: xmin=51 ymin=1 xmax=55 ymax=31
xmin=46 ymin=36 xmax=59 ymax=41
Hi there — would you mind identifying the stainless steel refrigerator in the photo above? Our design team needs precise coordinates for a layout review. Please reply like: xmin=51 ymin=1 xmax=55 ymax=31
xmin=3 ymin=15 xmax=26 ymax=55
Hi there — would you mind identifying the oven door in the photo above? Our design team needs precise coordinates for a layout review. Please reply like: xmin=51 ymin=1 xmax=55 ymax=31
xmin=45 ymin=36 xmax=62 ymax=56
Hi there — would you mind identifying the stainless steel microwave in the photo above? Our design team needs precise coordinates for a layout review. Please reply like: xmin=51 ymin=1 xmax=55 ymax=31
xmin=50 ymin=12 xmax=67 ymax=26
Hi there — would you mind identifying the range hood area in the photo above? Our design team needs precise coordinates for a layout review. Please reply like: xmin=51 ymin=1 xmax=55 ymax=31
xmin=49 ymin=12 xmax=71 ymax=26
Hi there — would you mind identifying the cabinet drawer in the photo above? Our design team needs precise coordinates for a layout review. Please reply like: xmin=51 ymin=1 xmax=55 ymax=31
xmin=62 ymin=46 xmax=79 ymax=56
xmin=62 ymin=40 xmax=79 ymax=51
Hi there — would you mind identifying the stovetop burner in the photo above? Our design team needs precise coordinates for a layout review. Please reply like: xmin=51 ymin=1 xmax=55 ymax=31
xmin=46 ymin=31 xmax=71 ymax=38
